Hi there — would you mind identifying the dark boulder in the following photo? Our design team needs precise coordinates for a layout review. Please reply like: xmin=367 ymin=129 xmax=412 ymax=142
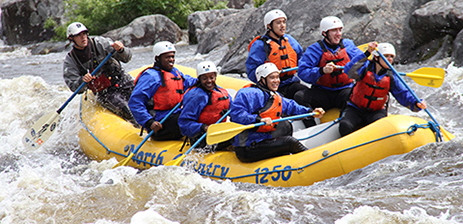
xmin=1 ymin=0 xmax=64 ymax=45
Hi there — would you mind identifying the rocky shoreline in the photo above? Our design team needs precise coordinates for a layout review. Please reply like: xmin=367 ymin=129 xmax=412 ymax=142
xmin=1 ymin=0 xmax=463 ymax=73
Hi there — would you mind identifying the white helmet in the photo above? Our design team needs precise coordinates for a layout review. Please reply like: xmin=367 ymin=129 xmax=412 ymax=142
xmin=256 ymin=63 xmax=280 ymax=81
xmin=373 ymin=43 xmax=396 ymax=57
xmin=319 ymin=16 xmax=343 ymax=34
xmin=197 ymin=61 xmax=218 ymax=77
xmin=153 ymin=41 xmax=176 ymax=58
xmin=66 ymin=22 xmax=88 ymax=38
xmin=264 ymin=9 xmax=287 ymax=29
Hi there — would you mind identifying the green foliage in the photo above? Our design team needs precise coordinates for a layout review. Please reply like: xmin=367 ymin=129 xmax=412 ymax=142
xmin=51 ymin=0 xmax=228 ymax=40
xmin=254 ymin=0 xmax=267 ymax=8
xmin=44 ymin=18 xmax=57 ymax=29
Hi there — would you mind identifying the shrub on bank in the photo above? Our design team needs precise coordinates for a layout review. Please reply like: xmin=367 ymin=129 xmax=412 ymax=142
xmin=51 ymin=0 xmax=228 ymax=40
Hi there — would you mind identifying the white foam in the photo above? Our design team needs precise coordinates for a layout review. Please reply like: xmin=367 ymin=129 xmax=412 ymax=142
xmin=336 ymin=206 xmax=457 ymax=224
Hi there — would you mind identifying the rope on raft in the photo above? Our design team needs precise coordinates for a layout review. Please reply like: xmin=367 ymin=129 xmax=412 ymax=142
xmin=79 ymin=97 xmax=443 ymax=178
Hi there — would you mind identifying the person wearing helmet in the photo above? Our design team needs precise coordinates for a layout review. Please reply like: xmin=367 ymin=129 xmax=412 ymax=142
xmin=246 ymin=9 xmax=308 ymax=103
xmin=63 ymin=22 xmax=136 ymax=124
xmin=230 ymin=62 xmax=325 ymax=162
xmin=338 ymin=42 xmax=427 ymax=136
xmin=296 ymin=16 xmax=364 ymax=113
xmin=129 ymin=41 xmax=197 ymax=141
xmin=178 ymin=61 xmax=233 ymax=151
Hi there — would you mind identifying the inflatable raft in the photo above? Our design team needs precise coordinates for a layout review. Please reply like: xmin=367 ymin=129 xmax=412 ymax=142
xmin=78 ymin=65 xmax=454 ymax=187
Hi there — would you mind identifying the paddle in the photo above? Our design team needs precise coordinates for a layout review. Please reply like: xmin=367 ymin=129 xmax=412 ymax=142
xmin=22 ymin=50 xmax=116 ymax=150
xmin=112 ymin=102 xmax=181 ymax=168
xmin=164 ymin=110 xmax=231 ymax=167
xmin=206 ymin=112 xmax=318 ymax=145
xmin=281 ymin=67 xmax=298 ymax=73
xmin=334 ymin=66 xmax=444 ymax=88
xmin=375 ymin=49 xmax=452 ymax=141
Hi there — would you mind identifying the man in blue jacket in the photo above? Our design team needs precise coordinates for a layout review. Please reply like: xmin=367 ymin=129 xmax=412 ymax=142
xmin=230 ymin=62 xmax=324 ymax=163
xmin=246 ymin=9 xmax=307 ymax=102
xmin=179 ymin=61 xmax=233 ymax=150
xmin=296 ymin=16 xmax=363 ymax=113
xmin=129 ymin=41 xmax=197 ymax=140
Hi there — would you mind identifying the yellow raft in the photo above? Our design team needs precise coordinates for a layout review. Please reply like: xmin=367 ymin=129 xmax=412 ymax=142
xmin=79 ymin=65 xmax=454 ymax=187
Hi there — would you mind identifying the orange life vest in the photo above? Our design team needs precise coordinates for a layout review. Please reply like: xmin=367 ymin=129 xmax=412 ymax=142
xmin=134 ymin=67 xmax=184 ymax=111
xmin=350 ymin=68 xmax=392 ymax=111
xmin=197 ymin=87 xmax=230 ymax=125
xmin=244 ymin=83 xmax=283 ymax=132
xmin=316 ymin=40 xmax=353 ymax=88
xmin=248 ymin=36 xmax=298 ymax=79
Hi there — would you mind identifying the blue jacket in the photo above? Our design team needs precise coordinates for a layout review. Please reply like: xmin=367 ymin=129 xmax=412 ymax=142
xmin=246 ymin=34 xmax=303 ymax=86
xmin=128 ymin=66 xmax=197 ymax=127
xmin=230 ymin=85 xmax=311 ymax=147
xmin=178 ymin=85 xmax=232 ymax=138
xmin=298 ymin=39 xmax=363 ymax=90
xmin=344 ymin=52 xmax=422 ymax=112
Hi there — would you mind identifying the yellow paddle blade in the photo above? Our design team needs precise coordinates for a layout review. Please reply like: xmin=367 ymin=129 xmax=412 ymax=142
xmin=441 ymin=128 xmax=455 ymax=141
xmin=406 ymin=67 xmax=445 ymax=88
xmin=357 ymin=43 xmax=369 ymax=52
xmin=206 ymin=122 xmax=255 ymax=145
xmin=112 ymin=153 xmax=134 ymax=168
xmin=356 ymin=43 xmax=373 ymax=60
xmin=164 ymin=154 xmax=185 ymax=166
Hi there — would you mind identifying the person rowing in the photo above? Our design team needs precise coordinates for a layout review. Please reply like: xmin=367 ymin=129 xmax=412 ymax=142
xmin=230 ymin=62 xmax=324 ymax=163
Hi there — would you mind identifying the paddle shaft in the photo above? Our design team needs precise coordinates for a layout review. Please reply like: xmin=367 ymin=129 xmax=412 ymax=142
xmin=57 ymin=50 xmax=116 ymax=114
xmin=334 ymin=66 xmax=443 ymax=84
xmin=129 ymin=102 xmax=181 ymax=156
xmin=281 ymin=67 xmax=298 ymax=73
xmin=209 ymin=112 xmax=317 ymax=138
xmin=184 ymin=110 xmax=231 ymax=155
xmin=375 ymin=50 xmax=443 ymax=140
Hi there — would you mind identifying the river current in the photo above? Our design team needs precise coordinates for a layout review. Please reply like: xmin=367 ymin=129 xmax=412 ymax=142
xmin=0 ymin=42 xmax=462 ymax=223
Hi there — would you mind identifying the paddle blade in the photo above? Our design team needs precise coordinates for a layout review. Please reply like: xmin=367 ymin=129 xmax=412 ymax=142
xmin=406 ymin=67 xmax=445 ymax=88
xmin=441 ymin=128 xmax=455 ymax=141
xmin=206 ymin=122 xmax=254 ymax=145
xmin=357 ymin=43 xmax=373 ymax=60
xmin=164 ymin=154 xmax=185 ymax=166
xmin=22 ymin=111 xmax=60 ymax=150
xmin=112 ymin=153 xmax=134 ymax=168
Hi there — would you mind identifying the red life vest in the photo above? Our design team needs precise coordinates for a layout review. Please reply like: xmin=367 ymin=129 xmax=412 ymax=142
xmin=244 ymin=84 xmax=283 ymax=132
xmin=134 ymin=67 xmax=184 ymax=111
xmin=316 ymin=40 xmax=353 ymax=88
xmin=248 ymin=36 xmax=298 ymax=79
xmin=350 ymin=68 xmax=392 ymax=111
xmin=197 ymin=87 xmax=230 ymax=125
xmin=87 ymin=74 xmax=111 ymax=93
xmin=70 ymin=39 xmax=113 ymax=93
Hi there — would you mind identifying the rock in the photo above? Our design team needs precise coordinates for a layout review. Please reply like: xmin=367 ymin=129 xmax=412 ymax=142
xmin=410 ymin=0 xmax=463 ymax=44
xmin=217 ymin=0 xmax=463 ymax=74
xmin=227 ymin=0 xmax=254 ymax=9
xmin=187 ymin=9 xmax=241 ymax=44
xmin=409 ymin=0 xmax=463 ymax=62
xmin=196 ymin=8 xmax=255 ymax=55
xmin=1 ymin=0 xmax=64 ymax=45
xmin=452 ymin=29 xmax=463 ymax=67
xmin=102 ymin=15 xmax=183 ymax=47
xmin=28 ymin=40 xmax=71 ymax=55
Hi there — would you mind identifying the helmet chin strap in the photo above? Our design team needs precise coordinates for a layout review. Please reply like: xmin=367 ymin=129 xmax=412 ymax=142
xmin=374 ymin=57 xmax=389 ymax=73
xmin=322 ymin=32 xmax=335 ymax=46
xmin=259 ymin=78 xmax=270 ymax=90
xmin=268 ymin=22 xmax=283 ymax=39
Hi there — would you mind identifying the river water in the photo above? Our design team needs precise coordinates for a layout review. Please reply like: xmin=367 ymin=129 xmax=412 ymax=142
xmin=0 ymin=42 xmax=462 ymax=223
